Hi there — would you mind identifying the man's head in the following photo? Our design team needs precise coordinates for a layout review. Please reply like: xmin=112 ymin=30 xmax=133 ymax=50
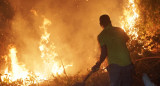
xmin=99 ymin=14 xmax=111 ymax=28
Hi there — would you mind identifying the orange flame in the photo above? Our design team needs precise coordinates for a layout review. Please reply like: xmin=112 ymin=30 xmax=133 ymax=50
xmin=121 ymin=0 xmax=139 ymax=40
xmin=1 ymin=10 xmax=72 ymax=85
xmin=9 ymin=47 xmax=29 ymax=81
xmin=39 ymin=17 xmax=64 ymax=76
xmin=1 ymin=46 xmax=47 ymax=85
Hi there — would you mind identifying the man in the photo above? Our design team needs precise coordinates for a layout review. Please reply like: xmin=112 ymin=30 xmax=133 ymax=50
xmin=92 ymin=14 xmax=134 ymax=86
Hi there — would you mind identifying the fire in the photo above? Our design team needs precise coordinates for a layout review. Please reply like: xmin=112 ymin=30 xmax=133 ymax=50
xmin=1 ymin=46 xmax=46 ymax=85
xmin=9 ymin=47 xmax=28 ymax=81
xmin=121 ymin=0 xmax=139 ymax=40
xmin=0 ymin=10 xmax=72 ymax=85
xmin=39 ymin=16 xmax=64 ymax=76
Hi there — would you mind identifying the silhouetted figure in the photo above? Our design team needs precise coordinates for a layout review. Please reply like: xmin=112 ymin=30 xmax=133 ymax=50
xmin=92 ymin=14 xmax=134 ymax=86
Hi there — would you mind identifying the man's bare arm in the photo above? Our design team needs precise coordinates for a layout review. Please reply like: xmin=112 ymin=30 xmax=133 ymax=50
xmin=99 ymin=45 xmax=107 ymax=63
xmin=93 ymin=45 xmax=107 ymax=66
xmin=92 ymin=45 xmax=107 ymax=72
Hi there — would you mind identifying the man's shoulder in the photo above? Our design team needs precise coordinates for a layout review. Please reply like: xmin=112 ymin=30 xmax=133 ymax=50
xmin=113 ymin=26 xmax=122 ymax=30
xmin=113 ymin=26 xmax=125 ymax=33
xmin=98 ymin=30 xmax=105 ymax=38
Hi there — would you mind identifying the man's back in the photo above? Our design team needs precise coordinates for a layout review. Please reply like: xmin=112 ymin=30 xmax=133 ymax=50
xmin=92 ymin=14 xmax=134 ymax=86
xmin=98 ymin=25 xmax=131 ymax=66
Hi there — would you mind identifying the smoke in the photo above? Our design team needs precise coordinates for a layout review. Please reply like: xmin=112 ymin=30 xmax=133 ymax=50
xmin=0 ymin=0 xmax=15 ymax=73
xmin=2 ymin=0 xmax=124 ymax=75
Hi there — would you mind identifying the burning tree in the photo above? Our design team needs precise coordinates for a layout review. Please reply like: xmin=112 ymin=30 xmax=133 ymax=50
xmin=121 ymin=0 xmax=160 ymax=85
xmin=121 ymin=0 xmax=160 ymax=59
xmin=136 ymin=0 xmax=160 ymax=56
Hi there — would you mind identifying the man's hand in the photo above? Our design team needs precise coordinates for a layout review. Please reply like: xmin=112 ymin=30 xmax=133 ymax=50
xmin=91 ymin=62 xmax=101 ymax=72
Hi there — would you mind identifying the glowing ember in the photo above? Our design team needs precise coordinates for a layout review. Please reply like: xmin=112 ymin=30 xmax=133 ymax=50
xmin=121 ymin=0 xmax=139 ymax=40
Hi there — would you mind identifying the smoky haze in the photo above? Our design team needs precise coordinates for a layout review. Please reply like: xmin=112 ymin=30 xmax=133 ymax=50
xmin=2 ymin=0 xmax=124 ymax=75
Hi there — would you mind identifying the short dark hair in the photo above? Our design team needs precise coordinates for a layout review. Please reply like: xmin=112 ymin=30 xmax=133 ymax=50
xmin=99 ymin=14 xmax=111 ymax=27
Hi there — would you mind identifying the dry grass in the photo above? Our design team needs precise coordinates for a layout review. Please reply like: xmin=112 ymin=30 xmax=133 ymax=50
xmin=0 ymin=56 xmax=160 ymax=86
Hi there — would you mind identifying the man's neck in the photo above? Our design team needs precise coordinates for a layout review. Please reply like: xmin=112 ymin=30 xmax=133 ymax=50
xmin=104 ymin=24 xmax=112 ymax=29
